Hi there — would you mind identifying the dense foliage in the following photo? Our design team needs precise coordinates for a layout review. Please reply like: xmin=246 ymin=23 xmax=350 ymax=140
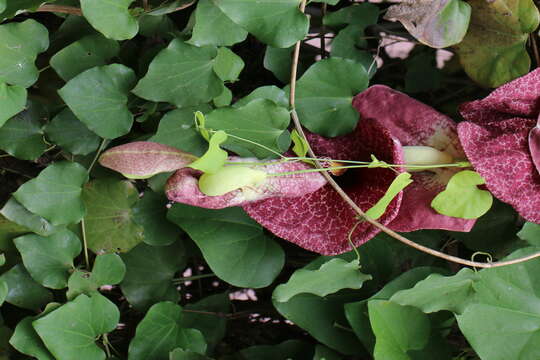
xmin=0 ymin=0 xmax=539 ymax=359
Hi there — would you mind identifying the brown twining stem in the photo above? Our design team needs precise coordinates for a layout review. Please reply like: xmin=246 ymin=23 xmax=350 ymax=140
xmin=36 ymin=5 xmax=82 ymax=16
xmin=531 ymin=33 xmax=540 ymax=68
xmin=289 ymin=0 xmax=540 ymax=269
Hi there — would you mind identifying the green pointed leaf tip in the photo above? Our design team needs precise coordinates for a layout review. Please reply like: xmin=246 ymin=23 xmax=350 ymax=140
xmin=0 ymin=19 xmax=49 ymax=87
xmin=188 ymin=130 xmax=228 ymax=174
xmin=384 ymin=0 xmax=471 ymax=48
xmin=81 ymin=0 xmax=139 ymax=40
xmin=0 ymin=82 xmax=26 ymax=128
xmin=58 ymin=64 xmax=137 ymax=139
xmin=295 ymin=58 xmax=369 ymax=137
xmin=13 ymin=162 xmax=89 ymax=226
xmin=33 ymin=294 xmax=119 ymax=360
xmin=365 ymin=172 xmax=413 ymax=220
xmin=99 ymin=141 xmax=198 ymax=179
xmin=213 ymin=0 xmax=309 ymax=48
xmin=273 ymin=259 xmax=371 ymax=302
xmin=132 ymin=39 xmax=223 ymax=107
xmin=431 ymin=170 xmax=493 ymax=219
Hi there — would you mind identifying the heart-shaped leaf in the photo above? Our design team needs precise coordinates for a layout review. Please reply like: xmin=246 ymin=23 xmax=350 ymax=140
xmin=431 ymin=170 xmax=493 ymax=219
xmin=81 ymin=0 xmax=139 ymax=40
xmin=67 ymin=254 xmax=126 ymax=299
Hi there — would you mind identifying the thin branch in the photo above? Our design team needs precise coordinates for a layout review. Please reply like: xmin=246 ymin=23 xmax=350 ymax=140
xmin=288 ymin=0 xmax=540 ymax=269
xmin=36 ymin=4 xmax=82 ymax=16
xmin=88 ymin=138 xmax=107 ymax=174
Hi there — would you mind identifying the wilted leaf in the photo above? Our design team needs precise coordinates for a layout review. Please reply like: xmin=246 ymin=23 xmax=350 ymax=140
xmin=81 ymin=0 xmax=139 ymax=40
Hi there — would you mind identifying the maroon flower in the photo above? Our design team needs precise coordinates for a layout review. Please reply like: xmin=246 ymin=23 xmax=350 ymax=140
xmin=458 ymin=69 xmax=540 ymax=223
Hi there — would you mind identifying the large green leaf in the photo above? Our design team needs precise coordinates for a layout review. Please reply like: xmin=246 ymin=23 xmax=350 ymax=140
xmin=120 ymin=241 xmax=186 ymax=310
xmin=0 ymin=198 xmax=63 ymax=237
xmin=128 ymin=302 xmax=207 ymax=359
xmin=82 ymin=178 xmax=144 ymax=253
xmin=9 ymin=316 xmax=55 ymax=360
xmin=44 ymin=108 xmax=101 ymax=156
xmin=81 ymin=0 xmax=139 ymax=40
xmin=213 ymin=0 xmax=308 ymax=48
xmin=50 ymin=34 xmax=120 ymax=81
xmin=454 ymin=0 xmax=540 ymax=87
xmin=0 ymin=264 xmax=52 ymax=310
xmin=167 ymin=204 xmax=284 ymax=288
xmin=14 ymin=230 xmax=81 ymax=289
xmin=0 ymin=19 xmax=49 ymax=87
xmin=132 ymin=39 xmax=222 ymax=107
xmin=295 ymin=58 xmax=369 ymax=137
xmin=13 ymin=162 xmax=89 ymax=226
xmin=205 ymin=99 xmax=291 ymax=158
xmin=189 ymin=0 xmax=248 ymax=46
xmin=58 ymin=64 xmax=136 ymax=139
xmin=0 ymin=82 xmax=26 ymax=128
xmin=273 ymin=259 xmax=371 ymax=302
xmin=33 ymin=294 xmax=119 ymax=360
xmin=0 ymin=99 xmax=47 ymax=160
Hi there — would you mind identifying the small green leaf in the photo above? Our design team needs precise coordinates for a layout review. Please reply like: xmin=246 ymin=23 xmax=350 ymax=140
xmin=0 ymin=19 xmax=49 ymax=87
xmin=82 ymin=178 xmax=144 ymax=253
xmin=263 ymin=46 xmax=297 ymax=83
xmin=120 ymin=241 xmax=186 ymax=310
xmin=10 ymin=308 xmax=58 ymax=360
xmin=290 ymin=129 xmax=309 ymax=158
xmin=188 ymin=130 xmax=228 ymax=174
xmin=0 ymin=279 xmax=7 ymax=306
xmin=365 ymin=172 xmax=413 ymax=220
xmin=213 ymin=47 xmax=244 ymax=82
xmin=44 ymin=108 xmax=101 ymax=156
xmin=128 ymin=302 xmax=207 ymax=359
xmin=189 ymin=0 xmax=247 ymax=47
xmin=14 ymin=230 xmax=82 ymax=289
xmin=167 ymin=204 xmax=284 ymax=288
xmin=13 ymin=162 xmax=89 ymax=226
xmin=213 ymin=86 xmax=232 ymax=107
xmin=213 ymin=0 xmax=309 ymax=48
xmin=132 ymin=39 xmax=222 ymax=107
xmin=67 ymin=254 xmax=126 ymax=299
xmin=58 ymin=64 xmax=137 ymax=139
xmin=0 ymin=264 xmax=52 ymax=310
xmin=81 ymin=0 xmax=139 ymax=40
xmin=273 ymin=259 xmax=371 ymax=302
xmin=431 ymin=170 xmax=493 ymax=219
xmin=234 ymin=85 xmax=289 ymax=108
xmin=518 ymin=222 xmax=540 ymax=246
xmin=323 ymin=3 xmax=380 ymax=26
xmin=295 ymin=58 xmax=369 ymax=137
xmin=33 ymin=294 xmax=119 ymax=360
xmin=198 ymin=166 xmax=268 ymax=196
xmin=0 ymin=82 xmax=26 ymax=128
xmin=0 ymin=198 xmax=63 ymax=237
xmin=330 ymin=25 xmax=376 ymax=77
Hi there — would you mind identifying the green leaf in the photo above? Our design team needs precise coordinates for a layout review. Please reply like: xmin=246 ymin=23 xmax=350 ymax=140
xmin=188 ymin=130 xmax=228 ymax=174
xmin=0 ymin=198 xmax=64 ymax=237
xmin=205 ymin=99 xmax=291 ymax=158
xmin=291 ymin=129 xmax=309 ymax=158
xmin=390 ymin=268 xmax=479 ymax=314
xmin=132 ymin=39 xmax=222 ymax=107
xmin=368 ymin=300 xmax=431 ymax=360
xmin=431 ymin=170 xmax=493 ymax=219
xmin=50 ymin=34 xmax=120 ymax=81
xmin=0 ymin=0 xmax=6 ymax=13
xmin=82 ymin=178 xmax=144 ymax=253
xmin=189 ymin=0 xmax=248 ymax=46
xmin=273 ymin=259 xmax=371 ymax=302
xmin=14 ymin=162 xmax=89 ymax=226
xmin=454 ymin=0 xmax=540 ymax=87
xmin=313 ymin=345 xmax=342 ymax=360
xmin=0 ymin=19 xmax=49 ymax=87
xmin=263 ymin=46 xmax=295 ymax=83
xmin=128 ymin=302 xmax=207 ymax=359
xmin=9 ymin=316 xmax=55 ymax=360
xmin=0 ymin=99 xmax=47 ymax=160
xmin=213 ymin=47 xmax=244 ymax=82
xmin=44 ymin=108 xmax=101 ymax=156
xmin=384 ymin=0 xmax=471 ymax=48
xmin=33 ymin=294 xmax=119 ymax=360
xmin=323 ymin=3 xmax=380 ymax=26
xmin=198 ymin=166 xmax=268 ymax=196
xmin=213 ymin=86 xmax=232 ymax=107
xmin=170 ymin=349 xmax=213 ymax=360
xmin=213 ymin=0 xmax=309 ymax=48
xmin=81 ymin=0 xmax=139 ymax=40
xmin=58 ymin=64 xmax=137 ymax=139
xmin=133 ymin=190 xmax=181 ymax=246
xmin=0 ymin=0 xmax=46 ymax=20
xmin=67 ymin=254 xmax=126 ymax=299
xmin=518 ymin=222 xmax=540 ymax=246
xmin=149 ymin=107 xmax=209 ymax=157
xmin=138 ymin=14 xmax=176 ymax=37
xmin=295 ymin=58 xmax=369 ymax=137
xmin=330 ymin=25 xmax=376 ymax=77
xmin=239 ymin=340 xmax=313 ymax=360
xmin=234 ymin=85 xmax=289 ymax=108
xmin=0 ymin=264 xmax=52 ymax=310
xmin=120 ymin=241 xmax=186 ymax=310
xmin=14 ymin=230 xmax=81 ymax=289
xmin=0 ymin=82 xmax=26 ymax=128
xmin=365 ymin=172 xmax=413 ymax=220
xmin=167 ymin=204 xmax=284 ymax=288
xmin=0 ymin=279 xmax=7 ymax=306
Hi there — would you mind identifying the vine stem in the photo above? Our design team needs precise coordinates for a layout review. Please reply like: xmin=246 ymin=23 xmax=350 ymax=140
xmin=288 ymin=0 xmax=540 ymax=269
xmin=36 ymin=5 xmax=82 ymax=15
xmin=80 ymin=218 xmax=90 ymax=270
